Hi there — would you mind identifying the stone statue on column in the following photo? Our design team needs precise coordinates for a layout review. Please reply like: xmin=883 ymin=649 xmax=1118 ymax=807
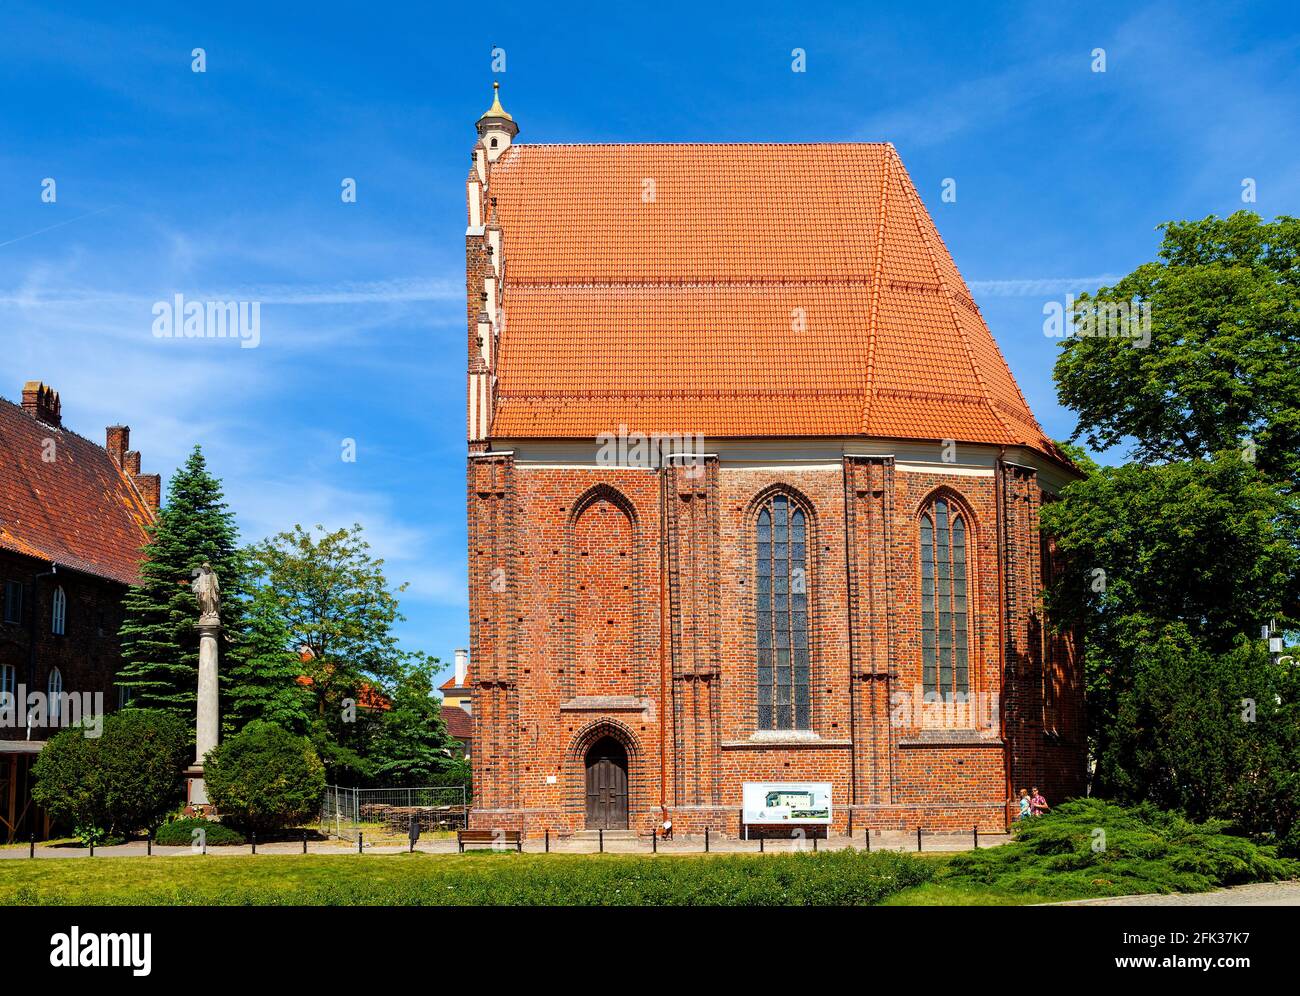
xmin=185 ymin=562 xmax=222 ymax=814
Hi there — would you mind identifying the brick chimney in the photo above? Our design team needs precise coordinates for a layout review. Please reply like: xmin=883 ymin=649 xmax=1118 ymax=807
xmin=133 ymin=473 xmax=161 ymax=510
xmin=106 ymin=425 xmax=129 ymax=468
xmin=21 ymin=381 xmax=61 ymax=427
xmin=124 ymin=450 xmax=141 ymax=475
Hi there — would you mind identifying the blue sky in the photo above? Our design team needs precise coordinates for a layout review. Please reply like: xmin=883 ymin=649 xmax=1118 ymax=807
xmin=2 ymin=1 xmax=1297 ymax=682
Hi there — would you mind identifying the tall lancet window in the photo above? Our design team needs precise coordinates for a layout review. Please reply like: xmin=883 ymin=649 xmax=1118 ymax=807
xmin=756 ymin=494 xmax=810 ymax=730
xmin=921 ymin=498 xmax=969 ymax=700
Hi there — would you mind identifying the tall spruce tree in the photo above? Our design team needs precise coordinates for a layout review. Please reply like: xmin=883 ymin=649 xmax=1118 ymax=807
xmin=117 ymin=446 xmax=243 ymax=725
xmin=226 ymin=583 xmax=312 ymax=734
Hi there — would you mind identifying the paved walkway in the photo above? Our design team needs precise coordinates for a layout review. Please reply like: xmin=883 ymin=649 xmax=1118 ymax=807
xmin=1056 ymin=881 xmax=1300 ymax=906
xmin=0 ymin=829 xmax=1011 ymax=859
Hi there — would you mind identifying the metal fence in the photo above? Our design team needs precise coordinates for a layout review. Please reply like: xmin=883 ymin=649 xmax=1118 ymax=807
xmin=320 ymin=785 xmax=469 ymax=843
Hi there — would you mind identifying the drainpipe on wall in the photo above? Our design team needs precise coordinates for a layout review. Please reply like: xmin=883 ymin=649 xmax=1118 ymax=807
xmin=994 ymin=448 xmax=1012 ymax=831
xmin=658 ymin=466 xmax=670 ymax=825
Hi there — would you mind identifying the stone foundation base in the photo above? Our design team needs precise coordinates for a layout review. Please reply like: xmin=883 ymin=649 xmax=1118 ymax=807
xmin=469 ymin=802 xmax=1010 ymax=839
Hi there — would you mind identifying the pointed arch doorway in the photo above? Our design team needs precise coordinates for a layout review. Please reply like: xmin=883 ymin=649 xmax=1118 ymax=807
xmin=584 ymin=736 xmax=629 ymax=829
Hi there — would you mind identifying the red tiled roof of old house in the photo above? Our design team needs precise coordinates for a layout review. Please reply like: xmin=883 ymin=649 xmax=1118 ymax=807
xmin=484 ymin=143 xmax=1060 ymax=459
xmin=440 ymin=705 xmax=472 ymax=741
xmin=0 ymin=384 xmax=156 ymax=585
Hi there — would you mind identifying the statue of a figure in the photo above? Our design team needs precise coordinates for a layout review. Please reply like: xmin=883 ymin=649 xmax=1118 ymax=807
xmin=191 ymin=562 xmax=220 ymax=623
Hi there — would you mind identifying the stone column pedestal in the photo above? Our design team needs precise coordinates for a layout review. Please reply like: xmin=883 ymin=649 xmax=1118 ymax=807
xmin=185 ymin=618 xmax=221 ymax=815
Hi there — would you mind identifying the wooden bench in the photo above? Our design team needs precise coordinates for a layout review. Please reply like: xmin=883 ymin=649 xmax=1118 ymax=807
xmin=457 ymin=829 xmax=523 ymax=852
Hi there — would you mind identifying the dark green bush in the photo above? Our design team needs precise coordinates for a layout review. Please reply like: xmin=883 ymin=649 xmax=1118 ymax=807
xmin=943 ymin=798 xmax=1299 ymax=899
xmin=154 ymin=817 xmax=245 ymax=847
xmin=204 ymin=720 xmax=325 ymax=833
xmin=32 ymin=710 xmax=189 ymax=838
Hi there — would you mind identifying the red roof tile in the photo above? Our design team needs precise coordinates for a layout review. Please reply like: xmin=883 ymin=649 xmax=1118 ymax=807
xmin=483 ymin=143 xmax=1059 ymax=458
xmin=441 ymin=705 xmax=473 ymax=740
xmin=0 ymin=396 xmax=152 ymax=585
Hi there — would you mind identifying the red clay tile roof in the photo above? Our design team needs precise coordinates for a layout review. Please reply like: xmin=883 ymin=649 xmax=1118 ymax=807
xmin=485 ymin=143 xmax=1058 ymax=458
xmin=439 ymin=673 xmax=468 ymax=692
xmin=0 ymin=396 xmax=153 ymax=585
xmin=441 ymin=705 xmax=472 ymax=740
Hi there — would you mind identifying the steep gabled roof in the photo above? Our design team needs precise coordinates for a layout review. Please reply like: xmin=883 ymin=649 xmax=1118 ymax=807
xmin=484 ymin=143 xmax=1058 ymax=458
xmin=0 ymin=397 xmax=153 ymax=585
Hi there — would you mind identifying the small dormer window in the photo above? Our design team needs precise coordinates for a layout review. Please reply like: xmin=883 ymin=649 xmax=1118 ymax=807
xmin=52 ymin=585 xmax=67 ymax=636
xmin=490 ymin=137 xmax=499 ymax=149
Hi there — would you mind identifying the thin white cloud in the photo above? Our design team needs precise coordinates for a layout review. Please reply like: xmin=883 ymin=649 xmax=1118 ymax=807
xmin=967 ymin=275 xmax=1123 ymax=296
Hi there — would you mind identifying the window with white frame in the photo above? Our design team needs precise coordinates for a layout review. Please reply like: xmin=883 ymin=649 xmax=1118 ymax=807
xmin=48 ymin=667 xmax=63 ymax=723
xmin=52 ymin=585 xmax=66 ymax=636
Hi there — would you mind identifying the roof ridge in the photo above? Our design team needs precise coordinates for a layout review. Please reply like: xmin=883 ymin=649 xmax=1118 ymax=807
xmin=861 ymin=146 xmax=896 ymax=431
xmin=896 ymin=170 xmax=1018 ymax=445
xmin=509 ymin=141 xmax=896 ymax=148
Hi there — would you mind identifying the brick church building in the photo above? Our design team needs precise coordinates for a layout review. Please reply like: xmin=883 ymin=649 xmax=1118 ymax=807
xmin=464 ymin=86 xmax=1086 ymax=836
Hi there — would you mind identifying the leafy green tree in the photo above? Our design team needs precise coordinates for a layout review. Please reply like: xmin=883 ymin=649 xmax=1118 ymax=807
xmin=32 ymin=710 xmax=189 ymax=839
xmin=1045 ymin=212 xmax=1300 ymax=843
xmin=367 ymin=662 xmax=453 ymax=786
xmin=1055 ymin=211 xmax=1300 ymax=487
xmin=204 ymin=720 xmax=325 ymax=833
xmin=1040 ymin=454 xmax=1300 ymax=654
xmin=117 ymin=446 xmax=244 ymax=723
xmin=225 ymin=583 xmax=312 ymax=734
xmin=247 ymin=523 xmax=419 ymax=781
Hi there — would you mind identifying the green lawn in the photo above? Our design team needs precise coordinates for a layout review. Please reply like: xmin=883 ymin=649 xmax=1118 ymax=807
xmin=0 ymin=849 xmax=937 ymax=906
xmin=3 ymin=800 xmax=1292 ymax=905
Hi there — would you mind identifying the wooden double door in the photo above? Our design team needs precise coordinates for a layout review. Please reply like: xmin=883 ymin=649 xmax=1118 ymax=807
xmin=584 ymin=737 xmax=629 ymax=829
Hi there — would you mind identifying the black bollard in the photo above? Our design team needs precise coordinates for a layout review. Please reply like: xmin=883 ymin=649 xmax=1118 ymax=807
xmin=358 ymin=831 xmax=363 ymax=854
xmin=29 ymin=834 xmax=34 ymax=859
xmin=973 ymin=824 xmax=979 ymax=849
xmin=303 ymin=829 xmax=308 ymax=854
xmin=147 ymin=830 xmax=152 ymax=857
xmin=705 ymin=828 xmax=710 ymax=853
xmin=652 ymin=829 xmax=656 ymax=853
xmin=599 ymin=828 xmax=604 ymax=853
xmin=252 ymin=831 xmax=257 ymax=855
xmin=916 ymin=825 xmax=922 ymax=852
xmin=89 ymin=840 xmax=94 ymax=858
xmin=813 ymin=833 xmax=818 ymax=852
xmin=865 ymin=827 xmax=870 ymax=851
xmin=545 ymin=828 xmax=550 ymax=853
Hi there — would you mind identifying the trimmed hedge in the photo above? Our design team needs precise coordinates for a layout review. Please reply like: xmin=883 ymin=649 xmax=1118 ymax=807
xmin=154 ymin=818 xmax=246 ymax=847
xmin=204 ymin=721 xmax=325 ymax=833
xmin=31 ymin=710 xmax=189 ymax=840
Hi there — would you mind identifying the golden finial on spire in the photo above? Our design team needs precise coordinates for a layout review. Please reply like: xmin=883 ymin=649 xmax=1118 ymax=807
xmin=480 ymin=80 xmax=513 ymax=123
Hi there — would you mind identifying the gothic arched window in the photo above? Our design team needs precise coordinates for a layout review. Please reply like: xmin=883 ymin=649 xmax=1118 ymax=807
xmin=920 ymin=497 xmax=969 ymax=700
xmin=52 ymin=585 xmax=66 ymax=636
xmin=48 ymin=667 xmax=63 ymax=722
xmin=756 ymin=493 xmax=810 ymax=730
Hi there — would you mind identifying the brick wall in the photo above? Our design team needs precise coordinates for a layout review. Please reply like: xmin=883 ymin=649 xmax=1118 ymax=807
xmin=0 ymin=549 xmax=128 ymax=742
xmin=468 ymin=455 xmax=1087 ymax=837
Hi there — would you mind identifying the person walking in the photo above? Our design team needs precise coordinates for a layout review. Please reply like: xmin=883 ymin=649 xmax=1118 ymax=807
xmin=1030 ymin=787 xmax=1049 ymax=817
xmin=1017 ymin=789 xmax=1032 ymax=821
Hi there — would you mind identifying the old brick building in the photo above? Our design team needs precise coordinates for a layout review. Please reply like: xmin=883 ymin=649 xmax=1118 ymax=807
xmin=465 ymin=87 xmax=1086 ymax=837
xmin=0 ymin=382 xmax=158 ymax=839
